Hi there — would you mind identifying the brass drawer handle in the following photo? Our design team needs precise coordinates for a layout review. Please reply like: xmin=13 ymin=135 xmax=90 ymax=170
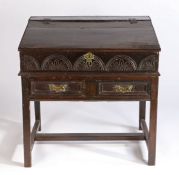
xmin=113 ymin=85 xmax=133 ymax=93
xmin=49 ymin=84 xmax=68 ymax=93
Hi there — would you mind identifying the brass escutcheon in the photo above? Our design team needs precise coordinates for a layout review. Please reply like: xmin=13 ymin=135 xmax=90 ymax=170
xmin=49 ymin=84 xmax=68 ymax=93
xmin=84 ymin=52 xmax=95 ymax=65
xmin=114 ymin=85 xmax=133 ymax=93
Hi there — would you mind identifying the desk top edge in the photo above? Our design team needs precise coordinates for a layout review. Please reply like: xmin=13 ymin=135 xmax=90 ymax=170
xmin=29 ymin=16 xmax=151 ymax=21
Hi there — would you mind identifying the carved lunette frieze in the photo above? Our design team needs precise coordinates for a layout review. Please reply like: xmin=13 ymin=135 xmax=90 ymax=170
xmin=21 ymin=53 xmax=158 ymax=72
xmin=74 ymin=52 xmax=105 ymax=71
xmin=106 ymin=55 xmax=137 ymax=71
xmin=138 ymin=55 xmax=158 ymax=71
xmin=41 ymin=54 xmax=73 ymax=71
xmin=22 ymin=55 xmax=40 ymax=71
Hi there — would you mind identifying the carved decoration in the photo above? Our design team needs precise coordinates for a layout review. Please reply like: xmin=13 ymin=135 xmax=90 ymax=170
xmin=73 ymin=52 xmax=105 ymax=71
xmin=139 ymin=55 xmax=158 ymax=71
xmin=22 ymin=54 xmax=158 ymax=72
xmin=106 ymin=55 xmax=137 ymax=71
xmin=42 ymin=55 xmax=73 ymax=71
xmin=22 ymin=55 xmax=40 ymax=71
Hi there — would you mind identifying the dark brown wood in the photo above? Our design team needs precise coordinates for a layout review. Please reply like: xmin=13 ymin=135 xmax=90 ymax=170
xmin=19 ymin=72 xmax=160 ymax=79
xmin=98 ymin=81 xmax=150 ymax=97
xmin=31 ymin=81 xmax=85 ymax=96
xmin=21 ymin=78 xmax=31 ymax=167
xmin=19 ymin=52 xmax=159 ymax=73
xmin=18 ymin=16 xmax=160 ymax=167
xmin=141 ymin=119 xmax=149 ymax=146
xmin=31 ymin=120 xmax=40 ymax=150
xmin=34 ymin=101 xmax=41 ymax=131
xmin=148 ymin=77 xmax=159 ymax=165
xmin=18 ymin=16 xmax=160 ymax=51
xmin=139 ymin=101 xmax=146 ymax=130
xmin=35 ymin=133 xmax=145 ymax=141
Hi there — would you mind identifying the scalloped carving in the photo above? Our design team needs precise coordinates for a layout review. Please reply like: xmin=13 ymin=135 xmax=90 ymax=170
xmin=22 ymin=55 xmax=40 ymax=71
xmin=73 ymin=52 xmax=105 ymax=71
xmin=139 ymin=55 xmax=158 ymax=71
xmin=42 ymin=55 xmax=72 ymax=71
xmin=106 ymin=55 xmax=137 ymax=71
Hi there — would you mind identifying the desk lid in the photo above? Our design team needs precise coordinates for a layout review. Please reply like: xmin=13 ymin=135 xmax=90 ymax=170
xmin=18 ymin=16 xmax=160 ymax=51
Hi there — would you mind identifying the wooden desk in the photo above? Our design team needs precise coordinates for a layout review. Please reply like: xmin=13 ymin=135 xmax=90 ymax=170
xmin=18 ymin=16 xmax=160 ymax=167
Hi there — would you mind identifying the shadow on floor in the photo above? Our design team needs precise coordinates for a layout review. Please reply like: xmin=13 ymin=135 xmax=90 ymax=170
xmin=0 ymin=118 xmax=23 ymax=167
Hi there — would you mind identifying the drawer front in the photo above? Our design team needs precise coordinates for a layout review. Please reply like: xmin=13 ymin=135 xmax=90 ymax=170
xmin=98 ymin=81 xmax=150 ymax=97
xmin=31 ymin=81 xmax=85 ymax=96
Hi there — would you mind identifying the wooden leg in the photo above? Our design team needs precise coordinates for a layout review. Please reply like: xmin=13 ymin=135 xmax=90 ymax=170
xmin=34 ymin=101 xmax=41 ymax=131
xmin=22 ymin=78 xmax=31 ymax=167
xmin=148 ymin=77 xmax=158 ymax=165
xmin=139 ymin=101 xmax=146 ymax=130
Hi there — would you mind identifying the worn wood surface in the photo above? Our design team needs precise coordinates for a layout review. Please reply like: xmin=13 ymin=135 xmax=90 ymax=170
xmin=19 ymin=16 xmax=160 ymax=167
xmin=18 ymin=16 xmax=160 ymax=51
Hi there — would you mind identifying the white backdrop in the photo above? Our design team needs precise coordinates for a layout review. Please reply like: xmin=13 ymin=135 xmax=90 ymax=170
xmin=0 ymin=0 xmax=179 ymax=174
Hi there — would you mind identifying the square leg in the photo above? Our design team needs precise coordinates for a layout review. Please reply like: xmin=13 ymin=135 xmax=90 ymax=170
xmin=34 ymin=101 xmax=41 ymax=131
xmin=148 ymin=77 xmax=158 ymax=165
xmin=139 ymin=101 xmax=146 ymax=130
xmin=22 ymin=78 xmax=32 ymax=167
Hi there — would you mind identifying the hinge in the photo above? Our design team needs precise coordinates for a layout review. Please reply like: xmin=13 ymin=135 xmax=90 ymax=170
xmin=42 ymin=18 xmax=52 ymax=24
xmin=129 ymin=18 xmax=137 ymax=24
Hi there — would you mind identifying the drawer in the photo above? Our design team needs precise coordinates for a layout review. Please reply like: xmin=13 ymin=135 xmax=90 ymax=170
xmin=98 ymin=81 xmax=150 ymax=97
xmin=31 ymin=81 xmax=86 ymax=96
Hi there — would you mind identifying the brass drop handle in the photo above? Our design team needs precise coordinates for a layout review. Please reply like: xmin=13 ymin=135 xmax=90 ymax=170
xmin=49 ymin=84 xmax=68 ymax=93
xmin=113 ymin=85 xmax=133 ymax=93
